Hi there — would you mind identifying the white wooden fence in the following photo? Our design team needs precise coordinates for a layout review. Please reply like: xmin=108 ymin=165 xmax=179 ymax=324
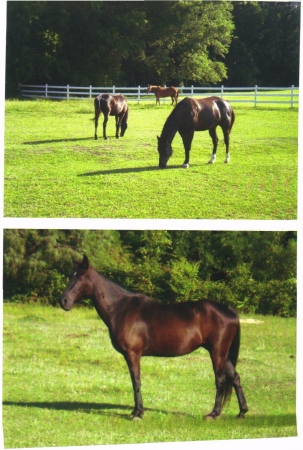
xmin=19 ymin=84 xmax=299 ymax=107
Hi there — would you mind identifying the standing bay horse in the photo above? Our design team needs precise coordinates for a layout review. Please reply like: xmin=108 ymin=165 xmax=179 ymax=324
xmin=147 ymin=85 xmax=179 ymax=105
xmin=157 ymin=96 xmax=235 ymax=168
xmin=60 ymin=255 xmax=248 ymax=421
xmin=93 ymin=94 xmax=128 ymax=140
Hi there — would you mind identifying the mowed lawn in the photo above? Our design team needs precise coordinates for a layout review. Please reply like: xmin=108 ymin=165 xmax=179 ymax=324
xmin=2 ymin=304 xmax=297 ymax=448
xmin=4 ymin=98 xmax=298 ymax=219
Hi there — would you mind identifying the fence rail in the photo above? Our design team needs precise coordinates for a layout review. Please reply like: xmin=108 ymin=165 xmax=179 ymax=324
xmin=19 ymin=84 xmax=299 ymax=107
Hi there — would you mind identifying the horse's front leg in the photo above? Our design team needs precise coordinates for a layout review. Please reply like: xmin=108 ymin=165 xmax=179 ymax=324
xmin=103 ymin=114 xmax=109 ymax=140
xmin=181 ymin=130 xmax=194 ymax=168
xmin=208 ymin=127 xmax=219 ymax=164
xmin=124 ymin=351 xmax=144 ymax=420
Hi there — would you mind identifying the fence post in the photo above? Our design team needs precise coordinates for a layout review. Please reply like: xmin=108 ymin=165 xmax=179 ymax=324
xmin=45 ymin=84 xmax=48 ymax=99
xmin=291 ymin=85 xmax=294 ymax=108
xmin=221 ymin=85 xmax=224 ymax=98
xmin=67 ymin=84 xmax=70 ymax=100
xmin=254 ymin=85 xmax=258 ymax=107
xmin=113 ymin=85 xmax=115 ymax=94
xmin=191 ymin=85 xmax=194 ymax=97
xmin=138 ymin=85 xmax=140 ymax=104
xmin=89 ymin=85 xmax=92 ymax=98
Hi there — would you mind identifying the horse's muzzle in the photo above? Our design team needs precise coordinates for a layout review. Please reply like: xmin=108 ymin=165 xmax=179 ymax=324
xmin=60 ymin=296 xmax=71 ymax=311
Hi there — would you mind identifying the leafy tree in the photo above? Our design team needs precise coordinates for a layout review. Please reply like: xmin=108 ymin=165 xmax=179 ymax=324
xmin=225 ymin=1 xmax=300 ymax=86
xmin=3 ymin=230 xmax=297 ymax=316
xmin=5 ymin=1 xmax=235 ymax=95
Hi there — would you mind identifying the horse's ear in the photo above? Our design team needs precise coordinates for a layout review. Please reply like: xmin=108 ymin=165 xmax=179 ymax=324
xmin=82 ymin=254 xmax=89 ymax=270
xmin=157 ymin=135 xmax=160 ymax=141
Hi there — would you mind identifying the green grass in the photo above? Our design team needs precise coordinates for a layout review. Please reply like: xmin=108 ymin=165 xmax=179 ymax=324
xmin=4 ymin=98 xmax=298 ymax=219
xmin=2 ymin=303 xmax=297 ymax=447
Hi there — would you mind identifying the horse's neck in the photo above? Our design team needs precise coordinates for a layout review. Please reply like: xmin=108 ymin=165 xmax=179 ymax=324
xmin=161 ymin=114 xmax=179 ymax=143
xmin=90 ymin=269 xmax=129 ymax=328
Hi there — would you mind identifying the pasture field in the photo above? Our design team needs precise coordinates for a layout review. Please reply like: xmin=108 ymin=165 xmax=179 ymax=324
xmin=2 ymin=303 xmax=297 ymax=447
xmin=4 ymin=98 xmax=298 ymax=219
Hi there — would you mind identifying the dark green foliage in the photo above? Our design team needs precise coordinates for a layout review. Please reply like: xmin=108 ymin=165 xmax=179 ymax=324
xmin=225 ymin=1 xmax=300 ymax=86
xmin=5 ymin=1 xmax=300 ymax=96
xmin=3 ymin=230 xmax=297 ymax=317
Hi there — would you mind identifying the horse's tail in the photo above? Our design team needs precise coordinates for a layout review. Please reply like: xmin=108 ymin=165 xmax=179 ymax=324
xmin=230 ymin=107 xmax=235 ymax=130
xmin=92 ymin=97 xmax=101 ymax=121
xmin=222 ymin=318 xmax=240 ymax=407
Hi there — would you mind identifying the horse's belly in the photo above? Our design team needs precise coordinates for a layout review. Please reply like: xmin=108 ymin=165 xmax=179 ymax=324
xmin=144 ymin=324 xmax=202 ymax=357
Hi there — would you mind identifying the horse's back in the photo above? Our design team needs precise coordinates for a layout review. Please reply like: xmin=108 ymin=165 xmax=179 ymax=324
xmin=95 ymin=93 xmax=128 ymax=115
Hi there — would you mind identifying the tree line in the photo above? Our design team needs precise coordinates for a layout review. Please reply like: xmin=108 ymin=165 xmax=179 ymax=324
xmin=5 ymin=1 xmax=300 ymax=97
xmin=3 ymin=229 xmax=297 ymax=317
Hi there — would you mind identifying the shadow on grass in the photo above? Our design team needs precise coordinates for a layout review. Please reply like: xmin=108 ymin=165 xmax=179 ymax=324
xmin=2 ymin=401 xmax=297 ymax=426
xmin=78 ymin=165 xmax=184 ymax=176
xmin=24 ymin=137 xmax=93 ymax=145
xmin=2 ymin=400 xmax=179 ymax=420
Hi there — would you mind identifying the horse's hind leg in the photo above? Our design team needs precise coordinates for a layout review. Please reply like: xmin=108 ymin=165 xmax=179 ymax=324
xmin=115 ymin=116 xmax=120 ymax=139
xmin=103 ymin=114 xmax=109 ymax=140
xmin=222 ymin=128 xmax=231 ymax=163
xmin=225 ymin=360 xmax=248 ymax=419
xmin=208 ymin=127 xmax=219 ymax=164
xmin=94 ymin=111 xmax=100 ymax=140
xmin=207 ymin=353 xmax=228 ymax=419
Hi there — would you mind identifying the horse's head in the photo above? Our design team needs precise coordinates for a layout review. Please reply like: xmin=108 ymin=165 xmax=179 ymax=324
xmin=157 ymin=136 xmax=173 ymax=168
xmin=60 ymin=254 xmax=93 ymax=311
xmin=147 ymin=85 xmax=151 ymax=93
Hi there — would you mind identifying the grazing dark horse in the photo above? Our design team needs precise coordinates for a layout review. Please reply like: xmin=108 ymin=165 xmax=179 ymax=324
xmin=157 ymin=96 xmax=235 ymax=168
xmin=147 ymin=85 xmax=179 ymax=105
xmin=60 ymin=255 xmax=248 ymax=421
xmin=93 ymin=94 xmax=128 ymax=140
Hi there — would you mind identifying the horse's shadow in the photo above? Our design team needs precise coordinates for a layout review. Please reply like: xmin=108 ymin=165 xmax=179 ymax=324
xmin=2 ymin=401 xmax=297 ymax=426
xmin=78 ymin=165 xmax=186 ymax=176
xmin=24 ymin=137 xmax=93 ymax=145
xmin=2 ymin=400 xmax=189 ymax=420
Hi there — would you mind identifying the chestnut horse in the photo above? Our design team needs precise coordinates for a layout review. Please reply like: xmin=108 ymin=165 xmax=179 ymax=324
xmin=157 ymin=96 xmax=235 ymax=168
xmin=147 ymin=85 xmax=179 ymax=105
xmin=60 ymin=255 xmax=248 ymax=421
xmin=93 ymin=94 xmax=128 ymax=140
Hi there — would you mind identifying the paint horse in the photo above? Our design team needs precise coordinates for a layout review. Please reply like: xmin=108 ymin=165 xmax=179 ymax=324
xmin=93 ymin=94 xmax=128 ymax=140
xmin=157 ymin=96 xmax=235 ymax=168
xmin=147 ymin=85 xmax=179 ymax=105
xmin=60 ymin=255 xmax=248 ymax=421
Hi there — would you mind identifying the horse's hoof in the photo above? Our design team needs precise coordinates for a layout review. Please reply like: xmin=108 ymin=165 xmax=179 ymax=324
xmin=205 ymin=414 xmax=216 ymax=421
xmin=208 ymin=155 xmax=216 ymax=164
xmin=94 ymin=136 xmax=98 ymax=140
xmin=182 ymin=163 xmax=189 ymax=169
xmin=237 ymin=413 xmax=246 ymax=419
xmin=131 ymin=415 xmax=142 ymax=421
